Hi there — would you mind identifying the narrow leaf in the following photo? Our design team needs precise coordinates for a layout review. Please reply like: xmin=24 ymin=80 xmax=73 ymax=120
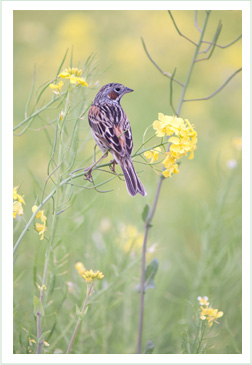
xmin=142 ymin=204 xmax=150 ymax=223
xmin=145 ymin=258 xmax=159 ymax=290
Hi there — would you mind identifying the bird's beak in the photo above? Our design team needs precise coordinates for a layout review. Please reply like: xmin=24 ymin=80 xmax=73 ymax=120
xmin=124 ymin=87 xmax=134 ymax=94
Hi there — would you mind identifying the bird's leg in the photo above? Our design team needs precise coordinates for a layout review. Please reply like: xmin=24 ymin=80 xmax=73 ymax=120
xmin=84 ymin=151 xmax=108 ymax=181
xmin=109 ymin=159 xmax=117 ymax=173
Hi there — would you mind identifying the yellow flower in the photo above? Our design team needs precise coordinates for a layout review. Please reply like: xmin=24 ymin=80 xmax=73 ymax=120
xmin=144 ymin=147 xmax=161 ymax=163
xmin=60 ymin=111 xmax=64 ymax=120
xmin=13 ymin=186 xmax=25 ymax=218
xmin=58 ymin=67 xmax=88 ymax=87
xmin=197 ymin=296 xmax=209 ymax=306
xmin=150 ymin=113 xmax=197 ymax=177
xmin=153 ymin=113 xmax=173 ymax=137
xmin=32 ymin=205 xmax=47 ymax=223
xmin=162 ymin=154 xmax=179 ymax=178
xmin=75 ymin=261 xmax=86 ymax=276
xmin=119 ymin=225 xmax=144 ymax=254
xmin=200 ymin=305 xmax=224 ymax=327
xmin=13 ymin=201 xmax=24 ymax=218
xmin=49 ymin=81 xmax=64 ymax=95
xmin=37 ymin=284 xmax=47 ymax=292
xmin=169 ymin=135 xmax=197 ymax=160
xmin=13 ymin=186 xmax=25 ymax=204
xmin=162 ymin=163 xmax=179 ymax=178
xmin=29 ymin=338 xmax=36 ymax=346
xmin=200 ymin=306 xmax=224 ymax=327
xmin=232 ymin=137 xmax=242 ymax=151
xmin=83 ymin=269 xmax=104 ymax=283
xmin=35 ymin=222 xmax=47 ymax=240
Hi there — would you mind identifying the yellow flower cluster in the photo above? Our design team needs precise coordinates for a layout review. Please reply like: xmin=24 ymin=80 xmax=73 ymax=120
xmin=83 ymin=269 xmax=104 ymax=283
xmin=197 ymin=296 xmax=223 ymax=327
xmin=32 ymin=205 xmax=47 ymax=241
xmin=13 ymin=186 xmax=25 ymax=218
xmin=145 ymin=113 xmax=197 ymax=178
xmin=58 ymin=67 xmax=88 ymax=87
xmin=75 ymin=262 xmax=104 ymax=283
xmin=49 ymin=81 xmax=64 ymax=95
xmin=75 ymin=261 xmax=86 ymax=276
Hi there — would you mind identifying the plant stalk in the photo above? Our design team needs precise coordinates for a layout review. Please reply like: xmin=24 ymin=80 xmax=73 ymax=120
xmin=66 ymin=283 xmax=94 ymax=354
xmin=37 ymin=118 xmax=65 ymax=354
xmin=136 ymin=10 xmax=211 ymax=354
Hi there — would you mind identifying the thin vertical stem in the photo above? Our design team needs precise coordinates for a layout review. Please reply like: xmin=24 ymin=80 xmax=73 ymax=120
xmin=136 ymin=10 xmax=211 ymax=354
xmin=36 ymin=119 xmax=65 ymax=354
xmin=137 ymin=177 xmax=163 ymax=353
xmin=66 ymin=283 xmax=94 ymax=354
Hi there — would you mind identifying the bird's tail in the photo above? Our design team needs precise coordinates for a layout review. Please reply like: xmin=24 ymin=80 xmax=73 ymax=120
xmin=120 ymin=158 xmax=147 ymax=197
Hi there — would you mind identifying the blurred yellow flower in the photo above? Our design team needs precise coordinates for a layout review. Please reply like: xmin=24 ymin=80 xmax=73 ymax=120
xmin=198 ymin=296 xmax=223 ymax=327
xmin=58 ymin=67 xmax=88 ymax=87
xmin=200 ymin=306 xmax=224 ymax=327
xmin=49 ymin=81 xmax=64 ymax=95
xmin=13 ymin=201 xmax=24 ymax=218
xmin=197 ymin=296 xmax=209 ymax=306
xmin=119 ymin=225 xmax=144 ymax=254
xmin=13 ymin=186 xmax=25 ymax=218
xmin=75 ymin=261 xmax=86 ymax=276
xmin=13 ymin=186 xmax=25 ymax=204
xmin=32 ymin=205 xmax=47 ymax=240
xmin=60 ymin=111 xmax=64 ymax=120
xmin=29 ymin=338 xmax=36 ymax=346
xmin=83 ymin=269 xmax=104 ymax=283
xmin=32 ymin=205 xmax=47 ymax=223
xmin=232 ymin=137 xmax=242 ymax=151
xmin=35 ymin=222 xmax=47 ymax=241
xmin=144 ymin=147 xmax=161 ymax=164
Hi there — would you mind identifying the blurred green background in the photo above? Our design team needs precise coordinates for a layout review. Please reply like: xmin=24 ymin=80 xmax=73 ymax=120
xmin=13 ymin=10 xmax=242 ymax=354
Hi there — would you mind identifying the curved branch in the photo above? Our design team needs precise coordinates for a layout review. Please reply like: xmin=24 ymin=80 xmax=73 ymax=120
xmin=141 ymin=38 xmax=184 ymax=87
xmin=194 ymin=11 xmax=202 ymax=33
xmin=169 ymin=68 xmax=177 ymax=115
xmin=183 ymin=67 xmax=242 ymax=102
xmin=168 ymin=10 xmax=198 ymax=46
xmin=196 ymin=20 xmax=222 ymax=62
xmin=201 ymin=33 xmax=242 ymax=49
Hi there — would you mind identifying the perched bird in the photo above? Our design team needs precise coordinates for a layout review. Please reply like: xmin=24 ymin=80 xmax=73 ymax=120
xmin=88 ymin=83 xmax=146 ymax=196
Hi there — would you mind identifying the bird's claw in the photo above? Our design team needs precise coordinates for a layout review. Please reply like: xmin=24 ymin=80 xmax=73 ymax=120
xmin=109 ymin=159 xmax=117 ymax=173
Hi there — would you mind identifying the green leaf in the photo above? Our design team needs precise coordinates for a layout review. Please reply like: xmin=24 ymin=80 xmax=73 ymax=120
xmin=75 ymin=304 xmax=82 ymax=317
xmin=136 ymin=258 xmax=159 ymax=292
xmin=142 ymin=204 xmax=150 ymax=223
xmin=38 ymin=330 xmax=51 ymax=344
xmin=145 ymin=258 xmax=159 ymax=290
xmin=33 ymin=296 xmax=44 ymax=317
xmin=56 ymin=48 xmax=69 ymax=78
xmin=144 ymin=340 xmax=155 ymax=354
xmin=75 ymin=304 xmax=88 ymax=320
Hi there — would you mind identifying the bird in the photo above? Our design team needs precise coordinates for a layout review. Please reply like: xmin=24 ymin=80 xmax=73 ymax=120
xmin=88 ymin=82 xmax=146 ymax=197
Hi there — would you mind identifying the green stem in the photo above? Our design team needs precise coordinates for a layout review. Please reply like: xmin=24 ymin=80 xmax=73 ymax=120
xmin=36 ymin=117 xmax=65 ymax=354
xmin=136 ymin=10 xmax=211 ymax=354
xmin=176 ymin=10 xmax=211 ymax=116
xmin=66 ymin=283 xmax=94 ymax=354
xmin=13 ymin=92 xmax=67 ymax=132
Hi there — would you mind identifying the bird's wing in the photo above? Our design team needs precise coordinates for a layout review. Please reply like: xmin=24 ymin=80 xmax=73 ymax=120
xmin=88 ymin=104 xmax=133 ymax=157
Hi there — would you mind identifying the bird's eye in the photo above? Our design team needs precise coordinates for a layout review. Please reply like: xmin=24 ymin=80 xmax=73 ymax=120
xmin=115 ymin=87 xmax=121 ymax=92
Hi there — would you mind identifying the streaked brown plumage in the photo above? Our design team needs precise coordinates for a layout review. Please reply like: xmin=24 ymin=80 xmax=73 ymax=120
xmin=88 ymin=83 xmax=146 ymax=196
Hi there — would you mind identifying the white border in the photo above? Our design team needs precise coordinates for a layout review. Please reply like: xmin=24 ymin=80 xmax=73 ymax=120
xmin=2 ymin=1 xmax=250 ymax=364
